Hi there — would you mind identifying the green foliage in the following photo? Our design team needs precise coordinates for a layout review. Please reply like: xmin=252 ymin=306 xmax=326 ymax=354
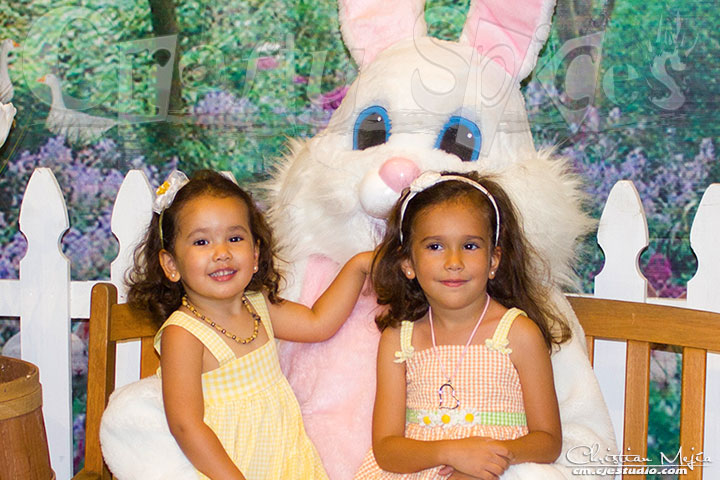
xmin=425 ymin=0 xmax=470 ymax=40
xmin=646 ymin=351 xmax=681 ymax=480
xmin=1 ymin=0 xmax=486 ymax=181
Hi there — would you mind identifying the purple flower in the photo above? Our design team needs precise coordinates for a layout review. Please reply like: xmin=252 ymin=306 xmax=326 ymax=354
xmin=539 ymin=96 xmax=715 ymax=295
xmin=256 ymin=56 xmax=279 ymax=71
xmin=524 ymin=80 xmax=556 ymax=110
xmin=645 ymin=253 xmax=672 ymax=287
xmin=0 ymin=137 xmax=148 ymax=280
xmin=295 ymin=84 xmax=350 ymax=129
xmin=317 ymin=85 xmax=349 ymax=111
xmin=641 ymin=253 xmax=687 ymax=298
xmin=657 ymin=284 xmax=686 ymax=299
xmin=192 ymin=91 xmax=258 ymax=128
xmin=73 ymin=413 xmax=86 ymax=472
xmin=0 ymin=232 xmax=27 ymax=278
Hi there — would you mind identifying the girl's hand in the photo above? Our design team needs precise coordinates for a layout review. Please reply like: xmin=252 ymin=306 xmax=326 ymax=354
xmin=438 ymin=466 xmax=484 ymax=479
xmin=268 ymin=250 xmax=375 ymax=343
xmin=439 ymin=466 xmax=494 ymax=480
xmin=447 ymin=472 xmax=490 ymax=480
xmin=438 ymin=465 xmax=453 ymax=476
xmin=442 ymin=437 xmax=511 ymax=479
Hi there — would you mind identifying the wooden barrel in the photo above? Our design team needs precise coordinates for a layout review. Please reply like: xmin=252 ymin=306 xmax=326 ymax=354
xmin=0 ymin=355 xmax=54 ymax=480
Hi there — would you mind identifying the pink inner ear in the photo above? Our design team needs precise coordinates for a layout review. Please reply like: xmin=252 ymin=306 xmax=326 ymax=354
xmin=339 ymin=0 xmax=427 ymax=68
xmin=462 ymin=0 xmax=554 ymax=80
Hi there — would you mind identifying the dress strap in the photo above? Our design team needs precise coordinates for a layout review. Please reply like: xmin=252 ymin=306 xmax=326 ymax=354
xmin=154 ymin=311 xmax=237 ymax=365
xmin=394 ymin=320 xmax=416 ymax=363
xmin=484 ymin=308 xmax=526 ymax=354
xmin=242 ymin=291 xmax=274 ymax=339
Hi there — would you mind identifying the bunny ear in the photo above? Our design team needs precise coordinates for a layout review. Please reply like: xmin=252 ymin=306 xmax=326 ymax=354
xmin=460 ymin=0 xmax=556 ymax=81
xmin=338 ymin=0 xmax=427 ymax=69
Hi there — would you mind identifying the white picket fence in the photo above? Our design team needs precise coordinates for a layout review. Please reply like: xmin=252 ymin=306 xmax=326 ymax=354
xmin=0 ymin=168 xmax=154 ymax=480
xmin=0 ymin=169 xmax=718 ymax=479
xmin=591 ymin=180 xmax=720 ymax=471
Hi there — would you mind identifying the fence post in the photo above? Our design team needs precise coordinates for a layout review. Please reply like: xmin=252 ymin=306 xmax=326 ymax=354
xmin=18 ymin=168 xmax=72 ymax=480
xmin=110 ymin=170 xmax=154 ymax=389
xmin=687 ymin=183 xmax=720 ymax=474
xmin=593 ymin=180 xmax=649 ymax=453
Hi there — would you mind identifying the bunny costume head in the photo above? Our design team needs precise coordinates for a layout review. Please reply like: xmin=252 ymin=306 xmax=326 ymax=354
xmin=268 ymin=0 xmax=590 ymax=290
xmin=268 ymin=1 xmax=616 ymax=479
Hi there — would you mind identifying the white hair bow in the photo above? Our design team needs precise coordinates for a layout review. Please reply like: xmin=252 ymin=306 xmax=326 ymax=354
xmin=152 ymin=170 xmax=189 ymax=214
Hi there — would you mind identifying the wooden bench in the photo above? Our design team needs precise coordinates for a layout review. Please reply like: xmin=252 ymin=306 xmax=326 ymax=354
xmin=75 ymin=283 xmax=719 ymax=479
xmin=74 ymin=283 xmax=159 ymax=480
xmin=568 ymin=295 xmax=719 ymax=480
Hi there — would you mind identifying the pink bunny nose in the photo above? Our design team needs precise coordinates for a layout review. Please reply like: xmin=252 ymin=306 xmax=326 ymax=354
xmin=379 ymin=157 xmax=420 ymax=193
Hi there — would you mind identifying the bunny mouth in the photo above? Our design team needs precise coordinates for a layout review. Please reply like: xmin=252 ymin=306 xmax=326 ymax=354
xmin=358 ymin=158 xmax=420 ymax=218
xmin=359 ymin=172 xmax=399 ymax=218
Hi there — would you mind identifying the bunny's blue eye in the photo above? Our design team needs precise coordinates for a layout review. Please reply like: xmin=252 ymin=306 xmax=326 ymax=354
xmin=435 ymin=116 xmax=482 ymax=162
xmin=353 ymin=106 xmax=390 ymax=150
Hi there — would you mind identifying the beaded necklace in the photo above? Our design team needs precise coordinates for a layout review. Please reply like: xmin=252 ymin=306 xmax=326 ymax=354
xmin=182 ymin=295 xmax=261 ymax=344
xmin=429 ymin=294 xmax=490 ymax=409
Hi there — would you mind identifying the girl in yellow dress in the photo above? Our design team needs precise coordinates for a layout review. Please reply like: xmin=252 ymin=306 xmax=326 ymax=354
xmin=127 ymin=170 xmax=371 ymax=480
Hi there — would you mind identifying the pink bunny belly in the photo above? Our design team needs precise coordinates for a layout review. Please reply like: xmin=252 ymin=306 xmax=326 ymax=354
xmin=278 ymin=258 xmax=381 ymax=480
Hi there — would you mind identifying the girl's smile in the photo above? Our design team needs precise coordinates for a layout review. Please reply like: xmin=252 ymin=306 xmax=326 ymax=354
xmin=209 ymin=268 xmax=238 ymax=281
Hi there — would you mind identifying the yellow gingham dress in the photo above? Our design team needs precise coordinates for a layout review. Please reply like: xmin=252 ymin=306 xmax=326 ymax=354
xmin=154 ymin=291 xmax=328 ymax=480
xmin=354 ymin=308 xmax=529 ymax=479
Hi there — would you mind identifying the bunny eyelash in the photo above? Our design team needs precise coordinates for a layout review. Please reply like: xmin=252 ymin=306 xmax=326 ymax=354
xmin=398 ymin=172 xmax=501 ymax=245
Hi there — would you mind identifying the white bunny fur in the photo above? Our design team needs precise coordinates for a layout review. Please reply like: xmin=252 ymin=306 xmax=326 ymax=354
xmin=100 ymin=377 xmax=197 ymax=480
xmin=267 ymin=34 xmax=616 ymax=480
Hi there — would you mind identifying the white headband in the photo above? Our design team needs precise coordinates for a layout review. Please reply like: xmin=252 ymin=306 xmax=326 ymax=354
xmin=399 ymin=171 xmax=501 ymax=245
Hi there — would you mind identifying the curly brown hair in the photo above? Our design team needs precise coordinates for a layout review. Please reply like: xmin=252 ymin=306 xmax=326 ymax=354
xmin=372 ymin=171 xmax=570 ymax=348
xmin=126 ymin=170 xmax=283 ymax=325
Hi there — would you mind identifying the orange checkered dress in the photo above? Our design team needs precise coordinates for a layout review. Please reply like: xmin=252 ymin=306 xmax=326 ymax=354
xmin=354 ymin=308 xmax=529 ymax=479
xmin=155 ymin=291 xmax=328 ymax=480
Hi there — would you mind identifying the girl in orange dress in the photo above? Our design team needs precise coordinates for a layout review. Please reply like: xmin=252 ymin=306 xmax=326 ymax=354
xmin=355 ymin=171 xmax=571 ymax=479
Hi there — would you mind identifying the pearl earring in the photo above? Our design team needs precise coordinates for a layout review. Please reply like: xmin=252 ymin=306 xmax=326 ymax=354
xmin=253 ymin=265 xmax=258 ymax=272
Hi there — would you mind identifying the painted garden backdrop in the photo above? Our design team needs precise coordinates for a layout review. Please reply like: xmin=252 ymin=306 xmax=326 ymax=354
xmin=1 ymin=0 xmax=718 ymax=477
